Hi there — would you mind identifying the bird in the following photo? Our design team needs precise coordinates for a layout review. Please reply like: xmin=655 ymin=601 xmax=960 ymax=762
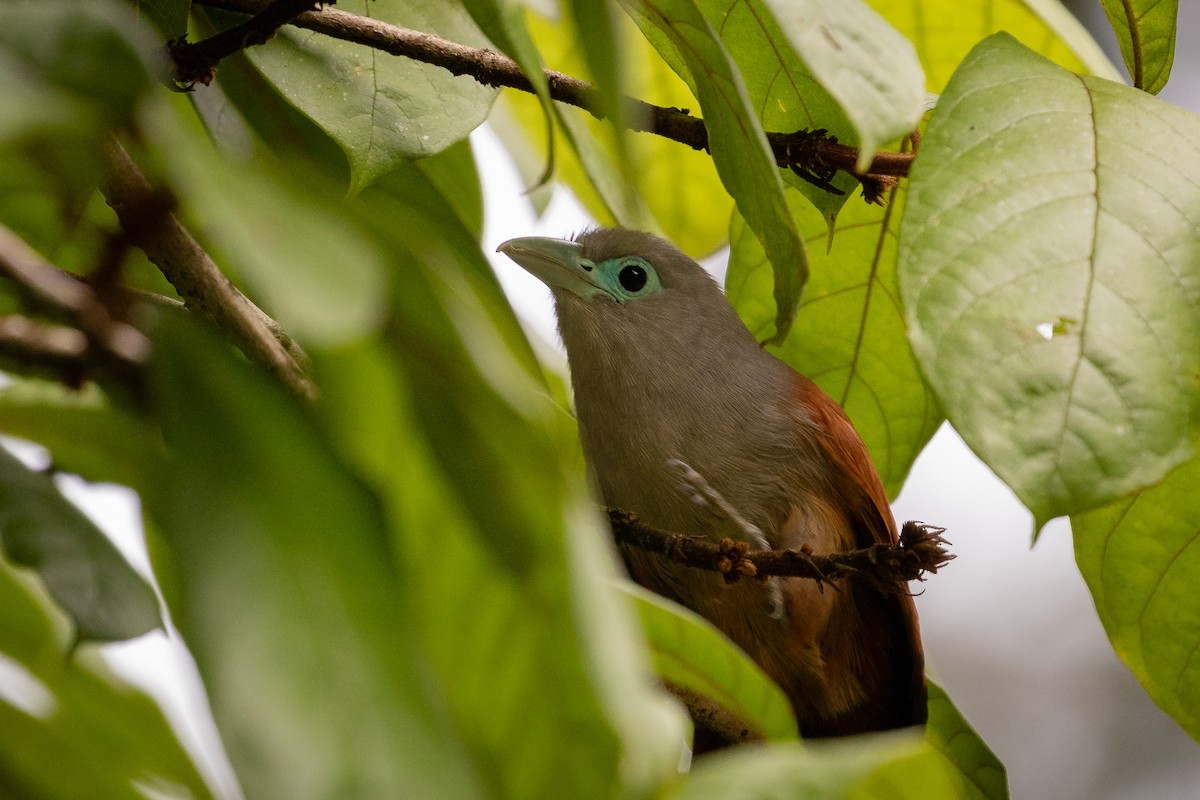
xmin=498 ymin=227 xmax=926 ymax=743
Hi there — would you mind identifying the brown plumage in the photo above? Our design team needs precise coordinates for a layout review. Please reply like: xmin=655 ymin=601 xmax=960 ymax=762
xmin=499 ymin=227 xmax=926 ymax=741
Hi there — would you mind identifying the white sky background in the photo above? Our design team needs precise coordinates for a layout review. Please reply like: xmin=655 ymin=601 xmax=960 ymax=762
xmin=11 ymin=6 xmax=1200 ymax=800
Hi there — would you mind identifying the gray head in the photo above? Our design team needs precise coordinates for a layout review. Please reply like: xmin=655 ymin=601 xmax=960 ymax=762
xmin=497 ymin=227 xmax=760 ymax=362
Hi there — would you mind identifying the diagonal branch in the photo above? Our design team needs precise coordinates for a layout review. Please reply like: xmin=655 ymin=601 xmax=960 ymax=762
xmin=98 ymin=135 xmax=317 ymax=401
xmin=191 ymin=0 xmax=913 ymax=187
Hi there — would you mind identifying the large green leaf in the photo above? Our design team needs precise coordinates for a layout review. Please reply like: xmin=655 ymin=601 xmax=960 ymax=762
xmin=620 ymin=580 xmax=797 ymax=742
xmin=231 ymin=0 xmax=496 ymax=193
xmin=1074 ymin=453 xmax=1200 ymax=741
xmin=0 ymin=443 xmax=161 ymax=644
xmin=866 ymin=0 xmax=1120 ymax=92
xmin=0 ymin=558 xmax=211 ymax=799
xmin=622 ymin=0 xmax=808 ymax=344
xmin=304 ymin=162 xmax=687 ymax=798
xmin=148 ymin=319 xmax=484 ymax=800
xmin=1099 ymin=0 xmax=1178 ymax=94
xmin=727 ymin=184 xmax=940 ymax=498
xmin=898 ymin=34 xmax=1200 ymax=525
xmin=925 ymin=683 xmax=1008 ymax=800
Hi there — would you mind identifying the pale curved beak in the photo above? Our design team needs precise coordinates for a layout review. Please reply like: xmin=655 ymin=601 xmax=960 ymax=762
xmin=497 ymin=236 xmax=610 ymax=301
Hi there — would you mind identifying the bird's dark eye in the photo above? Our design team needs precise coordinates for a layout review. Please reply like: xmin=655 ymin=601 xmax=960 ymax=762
xmin=618 ymin=263 xmax=648 ymax=292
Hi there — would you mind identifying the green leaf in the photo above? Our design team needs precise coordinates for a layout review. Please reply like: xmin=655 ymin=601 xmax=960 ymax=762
xmin=503 ymin=7 xmax=727 ymax=253
xmin=142 ymin=94 xmax=390 ymax=347
xmin=0 ymin=559 xmax=212 ymax=799
xmin=0 ymin=379 xmax=166 ymax=491
xmin=149 ymin=319 xmax=484 ymax=800
xmin=460 ymin=0 xmax=557 ymax=183
xmin=695 ymin=0 xmax=924 ymax=171
xmin=898 ymin=34 xmax=1200 ymax=525
xmin=666 ymin=733 xmax=968 ymax=799
xmin=1074 ymin=453 xmax=1200 ymax=741
xmin=925 ymin=683 xmax=1009 ymax=800
xmin=620 ymin=581 xmax=797 ymax=741
xmin=727 ymin=184 xmax=941 ymax=498
xmin=1099 ymin=0 xmax=1178 ymax=94
xmin=236 ymin=0 xmax=496 ymax=193
xmin=865 ymin=0 xmax=1121 ymax=92
xmin=0 ymin=443 xmax=161 ymax=645
xmin=622 ymin=0 xmax=809 ymax=343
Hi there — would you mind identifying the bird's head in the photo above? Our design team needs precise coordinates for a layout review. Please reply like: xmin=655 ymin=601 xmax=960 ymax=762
xmin=497 ymin=227 xmax=753 ymax=360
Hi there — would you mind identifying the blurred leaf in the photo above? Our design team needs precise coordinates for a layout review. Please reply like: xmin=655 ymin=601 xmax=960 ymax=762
xmin=461 ymin=0 xmax=557 ymax=184
xmin=1074 ymin=453 xmax=1200 ymax=740
xmin=620 ymin=580 xmax=797 ymax=741
xmin=924 ymin=683 xmax=1008 ymax=800
xmin=0 ymin=379 xmax=165 ymax=491
xmin=727 ymin=184 xmax=940 ymax=497
xmin=1099 ymin=0 xmax=1177 ymax=93
xmin=898 ymin=34 xmax=1200 ymax=525
xmin=0 ymin=443 xmax=161 ymax=644
xmin=0 ymin=559 xmax=211 ymax=799
xmin=665 ymin=733 xmax=966 ymax=799
xmin=505 ymin=9 xmax=731 ymax=255
xmin=866 ymin=0 xmax=1121 ymax=92
xmin=0 ymin=0 xmax=162 ymax=141
xmin=132 ymin=0 xmax=190 ymax=40
xmin=149 ymin=319 xmax=483 ymax=800
xmin=622 ymin=0 xmax=808 ymax=344
xmin=235 ymin=0 xmax=496 ymax=193
xmin=140 ymin=94 xmax=390 ymax=347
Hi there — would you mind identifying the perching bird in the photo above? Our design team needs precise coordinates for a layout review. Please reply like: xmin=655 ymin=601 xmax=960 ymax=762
xmin=499 ymin=227 xmax=926 ymax=741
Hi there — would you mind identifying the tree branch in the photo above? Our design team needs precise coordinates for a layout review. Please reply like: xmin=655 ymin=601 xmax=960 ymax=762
xmin=608 ymin=509 xmax=953 ymax=594
xmin=191 ymin=0 xmax=914 ymax=187
xmin=98 ymin=135 xmax=317 ymax=401
xmin=172 ymin=0 xmax=329 ymax=86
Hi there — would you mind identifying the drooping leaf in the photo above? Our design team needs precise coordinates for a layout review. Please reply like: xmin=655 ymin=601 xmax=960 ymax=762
xmin=1099 ymin=0 xmax=1178 ymax=93
xmin=1074 ymin=453 xmax=1200 ymax=741
xmin=898 ymin=33 xmax=1200 ymax=526
xmin=460 ymin=0 xmax=557 ymax=183
xmin=620 ymin=580 xmax=797 ymax=741
xmin=224 ymin=0 xmax=496 ymax=193
xmin=502 ymin=6 xmax=725 ymax=253
xmin=924 ymin=683 xmax=1009 ymax=800
xmin=0 ymin=443 xmax=161 ymax=644
xmin=306 ymin=159 xmax=687 ymax=799
xmin=622 ymin=0 xmax=808 ymax=343
xmin=727 ymin=183 xmax=940 ymax=498
xmin=148 ymin=319 xmax=484 ymax=800
xmin=689 ymin=0 xmax=923 ymax=188
xmin=866 ymin=0 xmax=1121 ymax=92
xmin=0 ymin=558 xmax=211 ymax=800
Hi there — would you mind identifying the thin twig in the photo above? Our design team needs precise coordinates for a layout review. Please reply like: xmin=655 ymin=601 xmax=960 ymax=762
xmin=608 ymin=509 xmax=953 ymax=594
xmin=97 ymin=135 xmax=317 ymax=402
xmin=0 ymin=315 xmax=90 ymax=378
xmin=172 ymin=0 xmax=330 ymax=86
xmin=192 ymin=0 xmax=914 ymax=184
